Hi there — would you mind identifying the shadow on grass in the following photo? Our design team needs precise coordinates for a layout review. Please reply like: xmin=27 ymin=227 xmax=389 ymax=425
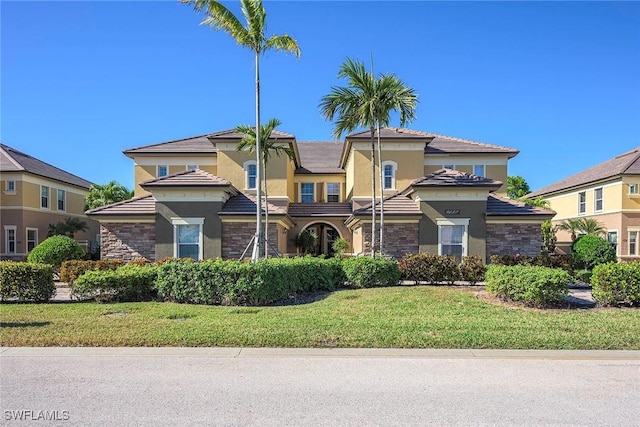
xmin=1 ymin=321 xmax=51 ymax=328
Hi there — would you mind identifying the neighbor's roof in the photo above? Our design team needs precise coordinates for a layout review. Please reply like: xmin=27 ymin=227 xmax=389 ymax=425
xmin=527 ymin=147 xmax=640 ymax=198
xmin=407 ymin=169 xmax=503 ymax=189
xmin=288 ymin=203 xmax=352 ymax=217
xmin=0 ymin=143 xmax=93 ymax=189
xmin=85 ymin=195 xmax=156 ymax=216
xmin=140 ymin=169 xmax=231 ymax=188
xmin=218 ymin=193 xmax=288 ymax=216
xmin=295 ymin=142 xmax=344 ymax=174
xmin=486 ymin=194 xmax=555 ymax=217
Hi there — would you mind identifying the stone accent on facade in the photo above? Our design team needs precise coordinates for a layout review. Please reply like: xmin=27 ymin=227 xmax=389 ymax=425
xmin=486 ymin=223 xmax=542 ymax=259
xmin=383 ymin=223 xmax=419 ymax=259
xmin=100 ymin=223 xmax=156 ymax=261
xmin=221 ymin=222 xmax=278 ymax=259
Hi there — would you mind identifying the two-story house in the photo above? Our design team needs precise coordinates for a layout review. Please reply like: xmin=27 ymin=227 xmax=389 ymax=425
xmin=86 ymin=127 xmax=554 ymax=261
xmin=0 ymin=144 xmax=99 ymax=259
xmin=527 ymin=147 xmax=640 ymax=259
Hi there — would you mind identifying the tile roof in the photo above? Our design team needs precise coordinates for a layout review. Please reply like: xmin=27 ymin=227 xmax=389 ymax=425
xmin=346 ymin=127 xmax=433 ymax=140
xmin=140 ymin=169 xmax=231 ymax=188
xmin=219 ymin=193 xmax=288 ymax=216
xmin=425 ymin=133 xmax=519 ymax=156
xmin=408 ymin=169 xmax=503 ymax=189
xmin=296 ymin=142 xmax=345 ymax=174
xmin=527 ymin=147 xmax=640 ymax=197
xmin=85 ymin=195 xmax=156 ymax=216
xmin=288 ymin=203 xmax=352 ymax=217
xmin=350 ymin=193 xmax=422 ymax=216
xmin=207 ymin=128 xmax=296 ymax=140
xmin=486 ymin=194 xmax=555 ymax=217
xmin=0 ymin=144 xmax=93 ymax=189
xmin=123 ymin=135 xmax=217 ymax=155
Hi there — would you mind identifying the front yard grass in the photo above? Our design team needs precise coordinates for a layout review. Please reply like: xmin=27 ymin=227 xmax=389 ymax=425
xmin=1 ymin=286 xmax=638 ymax=349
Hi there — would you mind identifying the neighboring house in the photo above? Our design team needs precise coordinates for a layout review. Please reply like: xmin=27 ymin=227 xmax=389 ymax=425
xmin=87 ymin=127 xmax=553 ymax=262
xmin=0 ymin=144 xmax=99 ymax=259
xmin=527 ymin=147 xmax=640 ymax=259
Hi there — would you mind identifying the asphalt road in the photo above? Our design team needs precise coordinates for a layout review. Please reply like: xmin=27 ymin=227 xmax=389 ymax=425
xmin=1 ymin=348 xmax=639 ymax=426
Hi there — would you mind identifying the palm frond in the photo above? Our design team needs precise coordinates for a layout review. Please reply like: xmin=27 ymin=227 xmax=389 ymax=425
xmin=264 ymin=35 xmax=301 ymax=58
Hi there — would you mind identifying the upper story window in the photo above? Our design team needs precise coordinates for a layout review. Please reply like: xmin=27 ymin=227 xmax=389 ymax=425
xmin=244 ymin=161 xmax=257 ymax=190
xmin=629 ymin=184 xmax=638 ymax=195
xmin=578 ymin=191 xmax=586 ymax=214
xmin=5 ymin=180 xmax=16 ymax=193
xmin=301 ymin=183 xmax=314 ymax=203
xmin=594 ymin=187 xmax=603 ymax=212
xmin=57 ymin=189 xmax=66 ymax=211
xmin=473 ymin=165 xmax=485 ymax=177
xmin=157 ymin=165 xmax=168 ymax=178
xmin=382 ymin=161 xmax=397 ymax=190
xmin=327 ymin=183 xmax=340 ymax=202
xmin=41 ymin=186 xmax=49 ymax=209
xmin=186 ymin=165 xmax=197 ymax=171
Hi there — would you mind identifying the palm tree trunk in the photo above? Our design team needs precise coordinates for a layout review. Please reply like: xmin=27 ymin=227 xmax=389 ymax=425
xmin=370 ymin=127 xmax=376 ymax=257
xmin=251 ymin=52 xmax=262 ymax=262
xmin=263 ymin=162 xmax=269 ymax=258
xmin=376 ymin=124 xmax=384 ymax=257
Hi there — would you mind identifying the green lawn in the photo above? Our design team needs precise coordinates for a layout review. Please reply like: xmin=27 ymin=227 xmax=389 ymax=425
xmin=1 ymin=286 xmax=638 ymax=349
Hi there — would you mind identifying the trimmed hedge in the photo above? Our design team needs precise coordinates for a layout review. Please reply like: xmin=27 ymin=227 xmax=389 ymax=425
xmin=591 ymin=262 xmax=640 ymax=306
xmin=485 ymin=265 xmax=571 ymax=307
xmin=341 ymin=257 xmax=400 ymax=288
xmin=398 ymin=254 xmax=484 ymax=284
xmin=573 ymin=235 xmax=617 ymax=270
xmin=489 ymin=254 xmax=575 ymax=277
xmin=60 ymin=260 xmax=126 ymax=284
xmin=26 ymin=235 xmax=85 ymax=268
xmin=0 ymin=261 xmax=55 ymax=302
xmin=72 ymin=265 xmax=158 ymax=302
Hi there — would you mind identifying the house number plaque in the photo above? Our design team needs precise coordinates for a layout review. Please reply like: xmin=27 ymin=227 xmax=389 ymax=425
xmin=445 ymin=209 xmax=460 ymax=215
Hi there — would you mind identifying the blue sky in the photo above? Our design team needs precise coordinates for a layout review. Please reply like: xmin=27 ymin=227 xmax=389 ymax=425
xmin=2 ymin=1 xmax=639 ymax=193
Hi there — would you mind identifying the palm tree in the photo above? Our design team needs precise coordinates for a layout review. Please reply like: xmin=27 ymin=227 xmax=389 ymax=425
xmin=577 ymin=218 xmax=606 ymax=237
xmin=319 ymin=57 xmax=417 ymax=256
xmin=236 ymin=118 xmax=295 ymax=257
xmin=183 ymin=0 xmax=300 ymax=261
xmin=48 ymin=217 xmax=89 ymax=238
xmin=557 ymin=218 xmax=583 ymax=242
xmin=85 ymin=181 xmax=134 ymax=210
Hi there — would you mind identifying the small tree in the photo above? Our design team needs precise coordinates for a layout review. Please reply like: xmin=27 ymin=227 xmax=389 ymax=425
xmin=332 ymin=237 xmax=349 ymax=259
xmin=27 ymin=235 xmax=85 ymax=268
xmin=86 ymin=181 xmax=134 ymax=210
xmin=507 ymin=176 xmax=531 ymax=199
xmin=541 ymin=220 xmax=557 ymax=255
xmin=557 ymin=218 xmax=582 ymax=242
xmin=572 ymin=235 xmax=616 ymax=270
xmin=48 ymin=217 xmax=89 ymax=238
xmin=294 ymin=229 xmax=318 ymax=256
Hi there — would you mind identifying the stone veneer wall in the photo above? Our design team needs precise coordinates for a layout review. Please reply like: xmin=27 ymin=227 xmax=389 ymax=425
xmin=100 ymin=223 xmax=156 ymax=261
xmin=358 ymin=223 xmax=419 ymax=259
xmin=222 ymin=223 xmax=278 ymax=259
xmin=485 ymin=223 xmax=542 ymax=259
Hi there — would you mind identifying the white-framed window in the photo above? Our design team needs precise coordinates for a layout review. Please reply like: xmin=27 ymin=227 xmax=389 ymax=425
xmin=606 ymin=230 xmax=618 ymax=255
xmin=382 ymin=161 xmax=397 ymax=190
xmin=443 ymin=164 xmax=455 ymax=170
xmin=629 ymin=230 xmax=638 ymax=256
xmin=41 ymin=186 xmax=49 ymax=209
xmin=5 ymin=180 xmax=16 ymax=193
xmin=473 ymin=165 xmax=485 ymax=177
xmin=629 ymin=184 xmax=638 ymax=195
xmin=186 ymin=165 xmax=197 ymax=171
xmin=437 ymin=218 xmax=469 ymax=259
xmin=594 ymin=187 xmax=603 ymax=212
xmin=578 ymin=191 xmax=586 ymax=215
xmin=326 ymin=183 xmax=340 ymax=203
xmin=157 ymin=165 xmax=168 ymax=177
xmin=26 ymin=228 xmax=38 ymax=252
xmin=172 ymin=218 xmax=204 ymax=261
xmin=57 ymin=189 xmax=66 ymax=211
xmin=301 ymin=183 xmax=314 ymax=203
xmin=4 ymin=225 xmax=17 ymax=254
xmin=243 ymin=160 xmax=257 ymax=190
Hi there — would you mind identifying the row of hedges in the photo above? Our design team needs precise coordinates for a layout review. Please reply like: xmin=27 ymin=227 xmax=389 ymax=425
xmin=489 ymin=254 xmax=575 ymax=276
xmin=398 ymin=254 xmax=485 ymax=285
xmin=0 ymin=261 xmax=55 ymax=302
xmin=60 ymin=260 xmax=126 ymax=284
xmin=591 ymin=262 xmax=640 ymax=306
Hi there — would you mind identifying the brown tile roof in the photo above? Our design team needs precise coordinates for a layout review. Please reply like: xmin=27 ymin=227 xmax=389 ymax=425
xmin=350 ymin=193 xmax=422 ymax=216
xmin=207 ymin=128 xmax=296 ymax=140
xmin=140 ymin=169 xmax=231 ymax=188
xmin=123 ymin=135 xmax=217 ymax=155
xmin=425 ymin=133 xmax=519 ymax=156
xmin=85 ymin=195 xmax=156 ymax=216
xmin=296 ymin=142 xmax=344 ymax=174
xmin=219 ymin=193 xmax=288 ymax=216
xmin=288 ymin=203 xmax=352 ymax=217
xmin=0 ymin=144 xmax=93 ymax=189
xmin=346 ymin=127 xmax=433 ymax=140
xmin=486 ymin=194 xmax=555 ymax=217
xmin=408 ymin=169 xmax=503 ymax=189
xmin=527 ymin=147 xmax=640 ymax=197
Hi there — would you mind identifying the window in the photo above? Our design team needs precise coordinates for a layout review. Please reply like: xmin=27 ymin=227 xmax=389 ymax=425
xmin=629 ymin=231 xmax=638 ymax=256
xmin=578 ymin=191 xmax=586 ymax=214
xmin=26 ymin=228 xmax=38 ymax=252
xmin=327 ymin=183 xmax=340 ymax=202
xmin=473 ymin=165 xmax=485 ymax=177
xmin=57 ymin=189 xmax=66 ymax=211
xmin=629 ymin=184 xmax=638 ymax=195
xmin=594 ymin=187 xmax=603 ymax=212
xmin=301 ymin=183 xmax=314 ymax=203
xmin=244 ymin=161 xmax=257 ymax=189
xmin=437 ymin=218 xmax=469 ymax=260
xmin=606 ymin=231 xmax=618 ymax=254
xmin=41 ymin=186 xmax=49 ymax=209
xmin=5 ymin=180 xmax=16 ymax=193
xmin=382 ymin=161 xmax=397 ymax=190
xmin=443 ymin=164 xmax=455 ymax=170
xmin=157 ymin=165 xmax=168 ymax=177
xmin=172 ymin=218 xmax=203 ymax=260
xmin=4 ymin=226 xmax=16 ymax=254
xmin=186 ymin=165 xmax=197 ymax=171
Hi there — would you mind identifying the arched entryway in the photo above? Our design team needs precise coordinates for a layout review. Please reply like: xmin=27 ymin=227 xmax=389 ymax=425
xmin=302 ymin=222 xmax=341 ymax=257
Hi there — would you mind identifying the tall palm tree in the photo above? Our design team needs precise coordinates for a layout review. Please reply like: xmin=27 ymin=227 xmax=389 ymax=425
xmin=557 ymin=218 xmax=583 ymax=242
xmin=85 ymin=181 xmax=134 ymax=210
xmin=236 ymin=118 xmax=295 ymax=257
xmin=577 ymin=218 xmax=606 ymax=237
xmin=183 ymin=0 xmax=300 ymax=261
xmin=320 ymin=57 xmax=417 ymax=256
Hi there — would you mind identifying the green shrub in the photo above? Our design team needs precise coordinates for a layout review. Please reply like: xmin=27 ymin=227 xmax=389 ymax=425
xmin=490 ymin=253 xmax=575 ymax=276
xmin=0 ymin=261 xmax=55 ymax=302
xmin=398 ymin=254 xmax=479 ymax=284
xmin=573 ymin=269 xmax=592 ymax=284
xmin=72 ymin=264 xmax=158 ymax=302
xmin=27 ymin=235 xmax=84 ymax=268
xmin=572 ymin=235 xmax=617 ymax=270
xmin=591 ymin=262 xmax=640 ymax=306
xmin=342 ymin=257 xmax=400 ymax=288
xmin=485 ymin=265 xmax=571 ymax=307
xmin=60 ymin=259 xmax=125 ymax=284
xmin=460 ymin=256 xmax=486 ymax=284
